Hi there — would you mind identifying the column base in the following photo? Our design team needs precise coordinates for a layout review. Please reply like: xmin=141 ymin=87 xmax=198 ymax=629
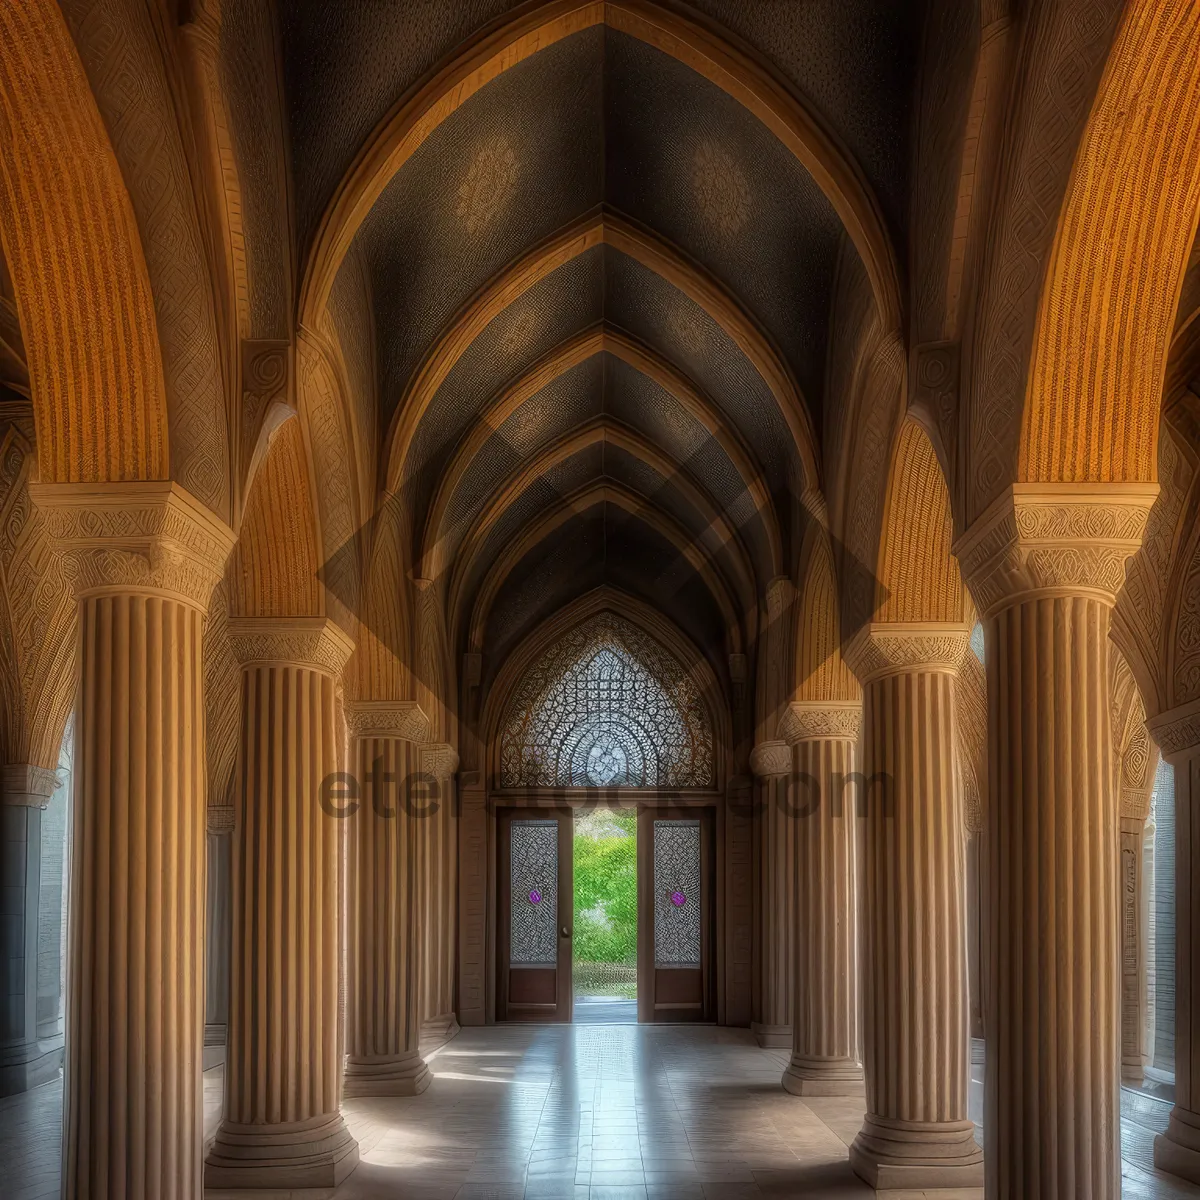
xmin=0 ymin=1035 xmax=64 ymax=1097
xmin=343 ymin=1051 xmax=431 ymax=1097
xmin=751 ymin=1021 xmax=791 ymax=1049
xmin=420 ymin=1012 xmax=461 ymax=1048
xmin=1155 ymin=1107 xmax=1200 ymax=1184
xmin=781 ymin=1053 xmax=863 ymax=1096
xmin=205 ymin=1112 xmax=359 ymax=1189
xmin=849 ymin=1114 xmax=983 ymax=1192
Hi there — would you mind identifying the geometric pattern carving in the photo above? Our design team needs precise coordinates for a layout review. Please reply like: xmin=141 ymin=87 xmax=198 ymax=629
xmin=499 ymin=612 xmax=713 ymax=788
xmin=653 ymin=819 xmax=701 ymax=967
xmin=510 ymin=819 xmax=557 ymax=966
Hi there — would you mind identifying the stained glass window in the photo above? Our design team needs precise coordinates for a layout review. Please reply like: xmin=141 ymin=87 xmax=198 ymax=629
xmin=510 ymin=820 xmax=558 ymax=965
xmin=499 ymin=613 xmax=713 ymax=788
xmin=654 ymin=820 xmax=701 ymax=967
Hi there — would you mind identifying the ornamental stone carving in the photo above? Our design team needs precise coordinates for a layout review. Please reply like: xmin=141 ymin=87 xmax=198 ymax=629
xmin=29 ymin=480 xmax=235 ymax=608
xmin=844 ymin=623 xmax=973 ymax=684
xmin=227 ymin=616 xmax=355 ymax=675
xmin=954 ymin=483 xmax=1158 ymax=617
xmin=207 ymin=804 xmax=236 ymax=835
xmin=749 ymin=740 xmax=791 ymax=779
xmin=343 ymin=700 xmax=431 ymax=744
xmin=778 ymin=701 xmax=863 ymax=744
xmin=0 ymin=763 xmax=60 ymax=807
xmin=1148 ymin=697 xmax=1200 ymax=760
xmin=420 ymin=741 xmax=460 ymax=782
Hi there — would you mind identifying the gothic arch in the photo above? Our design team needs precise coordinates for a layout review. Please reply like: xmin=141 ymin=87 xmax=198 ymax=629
xmin=0 ymin=0 xmax=169 ymax=487
xmin=299 ymin=0 xmax=901 ymax=336
xmin=483 ymin=587 xmax=729 ymax=789
xmin=383 ymin=212 xmax=820 ymax=498
xmin=228 ymin=416 xmax=322 ymax=618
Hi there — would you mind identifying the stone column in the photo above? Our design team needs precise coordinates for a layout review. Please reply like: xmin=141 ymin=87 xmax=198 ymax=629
xmin=420 ymin=742 xmax=460 ymax=1045
xmin=206 ymin=617 xmax=359 ymax=1190
xmin=750 ymin=739 xmax=794 ymax=1048
xmin=955 ymin=483 xmax=1157 ymax=1198
xmin=844 ymin=624 xmax=983 ymax=1191
xmin=343 ymin=701 xmax=431 ymax=1096
xmin=203 ymin=804 xmax=233 ymax=1067
xmin=30 ymin=480 xmax=234 ymax=1199
xmin=779 ymin=701 xmax=864 ymax=1095
xmin=1121 ymin=813 xmax=1150 ymax=1084
xmin=1151 ymin=701 xmax=1200 ymax=1182
xmin=0 ymin=764 xmax=62 ymax=1095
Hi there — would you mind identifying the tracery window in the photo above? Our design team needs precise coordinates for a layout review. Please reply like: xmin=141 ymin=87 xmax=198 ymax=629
xmin=499 ymin=613 xmax=714 ymax=788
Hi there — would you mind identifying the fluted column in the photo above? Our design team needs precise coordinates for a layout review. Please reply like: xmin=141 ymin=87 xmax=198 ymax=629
xmin=750 ymin=740 xmax=794 ymax=1048
xmin=844 ymin=625 xmax=982 ymax=1191
xmin=30 ymin=481 xmax=234 ymax=1199
xmin=1152 ymin=702 xmax=1200 ymax=1181
xmin=343 ymin=701 xmax=431 ymax=1096
xmin=206 ymin=618 xmax=358 ymax=1190
xmin=0 ymin=764 xmax=63 ymax=1095
xmin=1121 ymin=813 xmax=1150 ymax=1083
xmin=204 ymin=804 xmax=234 ymax=1065
xmin=419 ymin=742 xmax=460 ymax=1045
xmin=779 ymin=701 xmax=864 ymax=1095
xmin=956 ymin=483 xmax=1156 ymax=1198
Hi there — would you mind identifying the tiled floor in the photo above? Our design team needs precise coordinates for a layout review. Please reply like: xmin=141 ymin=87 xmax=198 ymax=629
xmin=573 ymin=996 xmax=638 ymax=1024
xmin=5 ymin=1023 xmax=1200 ymax=1199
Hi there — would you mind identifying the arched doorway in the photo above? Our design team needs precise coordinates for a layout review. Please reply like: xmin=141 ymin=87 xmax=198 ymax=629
xmin=486 ymin=609 xmax=727 ymax=1024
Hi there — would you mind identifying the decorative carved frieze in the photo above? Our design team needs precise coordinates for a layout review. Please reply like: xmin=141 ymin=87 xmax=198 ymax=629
xmin=227 ymin=616 xmax=355 ymax=675
xmin=778 ymin=700 xmax=863 ymax=744
xmin=843 ymin=622 xmax=972 ymax=684
xmin=749 ymin=740 xmax=791 ymax=779
xmin=344 ymin=699 xmax=430 ymax=744
xmin=29 ymin=480 xmax=235 ymax=608
xmin=1148 ymin=697 xmax=1200 ymax=760
xmin=420 ymin=741 xmax=459 ymax=782
xmin=954 ymin=483 xmax=1158 ymax=617
xmin=207 ymin=804 xmax=235 ymax=835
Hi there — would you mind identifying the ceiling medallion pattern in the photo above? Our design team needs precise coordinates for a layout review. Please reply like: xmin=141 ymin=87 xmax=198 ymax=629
xmin=456 ymin=135 xmax=518 ymax=235
xmin=499 ymin=612 xmax=713 ymax=788
xmin=692 ymin=140 xmax=751 ymax=238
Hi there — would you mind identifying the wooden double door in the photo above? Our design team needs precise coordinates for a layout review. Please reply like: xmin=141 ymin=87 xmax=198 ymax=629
xmin=497 ymin=804 xmax=714 ymax=1023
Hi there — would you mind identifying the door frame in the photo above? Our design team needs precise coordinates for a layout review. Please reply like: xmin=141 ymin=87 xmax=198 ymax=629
xmin=496 ymin=806 xmax=574 ymax=1022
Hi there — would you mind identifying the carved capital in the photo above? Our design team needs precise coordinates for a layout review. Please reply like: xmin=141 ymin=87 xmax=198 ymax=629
xmin=749 ymin=740 xmax=791 ymax=779
xmin=420 ymin=741 xmax=460 ymax=782
xmin=206 ymin=804 xmax=235 ymax=835
xmin=778 ymin=700 xmax=863 ymax=744
xmin=954 ymin=484 xmax=1158 ymax=617
xmin=1148 ymin=697 xmax=1200 ymax=761
xmin=844 ymin=622 xmax=972 ymax=684
xmin=29 ymin=480 xmax=235 ymax=609
xmin=343 ymin=700 xmax=431 ymax=744
xmin=227 ymin=616 xmax=354 ymax=675
xmin=0 ymin=764 xmax=60 ymax=807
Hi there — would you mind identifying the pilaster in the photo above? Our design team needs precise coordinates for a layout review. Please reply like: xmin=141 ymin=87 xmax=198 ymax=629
xmin=419 ymin=742 xmax=460 ymax=1046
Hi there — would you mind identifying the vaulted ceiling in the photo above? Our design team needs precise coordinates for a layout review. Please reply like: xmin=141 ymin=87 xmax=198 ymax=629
xmin=283 ymin=1 xmax=924 ymax=681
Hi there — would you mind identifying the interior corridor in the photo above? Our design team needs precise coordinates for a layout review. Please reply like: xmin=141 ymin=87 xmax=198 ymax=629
xmin=5 ymin=1024 xmax=1200 ymax=1200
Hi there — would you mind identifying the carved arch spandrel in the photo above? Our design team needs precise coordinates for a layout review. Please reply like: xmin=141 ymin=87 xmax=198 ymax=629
xmin=420 ymin=323 xmax=781 ymax=581
xmin=874 ymin=418 xmax=969 ymax=626
xmin=463 ymin=480 xmax=746 ymax=660
xmin=300 ymin=0 xmax=900 ymax=336
xmin=0 ymin=422 xmax=78 ymax=769
xmin=383 ymin=213 xmax=819 ymax=497
xmin=793 ymin=537 xmax=859 ymax=705
xmin=59 ymin=0 xmax=231 ymax=517
xmin=203 ymin=579 xmax=240 ymax=811
xmin=480 ymin=584 xmax=731 ymax=789
xmin=1110 ymin=647 xmax=1157 ymax=821
xmin=227 ymin=415 xmax=322 ymax=618
xmin=1020 ymin=0 xmax=1200 ymax=489
xmin=0 ymin=0 xmax=169 ymax=486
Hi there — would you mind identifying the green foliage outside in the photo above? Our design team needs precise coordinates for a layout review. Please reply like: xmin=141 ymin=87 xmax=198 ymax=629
xmin=573 ymin=809 xmax=637 ymax=997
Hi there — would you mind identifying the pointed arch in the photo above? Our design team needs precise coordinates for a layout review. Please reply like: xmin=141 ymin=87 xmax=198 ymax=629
xmin=228 ymin=416 xmax=322 ymax=617
xmin=0 ymin=0 xmax=169 ymax=485
xmin=299 ymin=0 xmax=900 ymax=335
xmin=794 ymin=537 xmax=859 ymax=703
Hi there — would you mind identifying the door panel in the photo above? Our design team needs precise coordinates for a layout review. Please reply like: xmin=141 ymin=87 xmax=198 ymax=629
xmin=638 ymin=807 xmax=714 ymax=1022
xmin=498 ymin=808 xmax=573 ymax=1021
